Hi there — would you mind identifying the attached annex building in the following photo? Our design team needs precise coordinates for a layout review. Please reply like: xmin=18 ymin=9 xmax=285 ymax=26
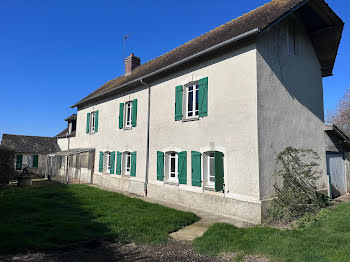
xmin=54 ymin=0 xmax=344 ymax=223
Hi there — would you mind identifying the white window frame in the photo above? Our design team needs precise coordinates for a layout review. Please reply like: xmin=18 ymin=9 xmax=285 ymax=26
xmin=123 ymin=152 xmax=131 ymax=175
xmin=105 ymin=152 xmax=111 ymax=173
xmin=167 ymin=152 xmax=178 ymax=183
xmin=185 ymin=83 xmax=199 ymax=120
xmin=68 ymin=122 xmax=72 ymax=134
xmin=207 ymin=152 xmax=215 ymax=187
xmin=23 ymin=155 xmax=33 ymax=168
xmin=90 ymin=111 xmax=96 ymax=134
xmin=124 ymin=102 xmax=133 ymax=129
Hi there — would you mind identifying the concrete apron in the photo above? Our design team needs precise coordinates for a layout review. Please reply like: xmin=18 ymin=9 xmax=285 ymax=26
xmin=90 ymin=184 xmax=254 ymax=241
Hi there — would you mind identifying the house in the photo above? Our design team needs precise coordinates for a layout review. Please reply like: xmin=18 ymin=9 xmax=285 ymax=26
xmin=50 ymin=0 xmax=344 ymax=223
xmin=324 ymin=125 xmax=350 ymax=199
xmin=56 ymin=114 xmax=77 ymax=151
xmin=0 ymin=134 xmax=60 ymax=177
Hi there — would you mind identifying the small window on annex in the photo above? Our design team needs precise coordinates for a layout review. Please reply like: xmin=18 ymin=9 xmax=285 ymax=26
xmin=123 ymin=151 xmax=131 ymax=175
xmin=203 ymin=151 xmax=225 ymax=192
xmin=165 ymin=152 xmax=178 ymax=183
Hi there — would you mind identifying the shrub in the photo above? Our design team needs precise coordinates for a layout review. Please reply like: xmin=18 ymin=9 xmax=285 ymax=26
xmin=0 ymin=146 xmax=16 ymax=184
xmin=296 ymin=209 xmax=331 ymax=228
xmin=269 ymin=147 xmax=330 ymax=222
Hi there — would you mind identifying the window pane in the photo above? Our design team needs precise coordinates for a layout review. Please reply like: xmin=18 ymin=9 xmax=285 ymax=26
xmin=195 ymin=86 xmax=199 ymax=115
xmin=171 ymin=156 xmax=175 ymax=173
xmin=127 ymin=153 xmax=131 ymax=170
xmin=188 ymin=89 xmax=193 ymax=115
xmin=209 ymin=156 xmax=215 ymax=182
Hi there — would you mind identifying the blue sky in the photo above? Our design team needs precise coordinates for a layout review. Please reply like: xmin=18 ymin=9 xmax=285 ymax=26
xmin=0 ymin=0 xmax=348 ymax=137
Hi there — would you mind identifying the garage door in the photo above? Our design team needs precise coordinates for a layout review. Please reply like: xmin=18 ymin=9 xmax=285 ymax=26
xmin=326 ymin=153 xmax=346 ymax=198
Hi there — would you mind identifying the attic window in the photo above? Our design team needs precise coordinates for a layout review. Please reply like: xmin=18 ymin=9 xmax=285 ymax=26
xmin=287 ymin=22 xmax=297 ymax=55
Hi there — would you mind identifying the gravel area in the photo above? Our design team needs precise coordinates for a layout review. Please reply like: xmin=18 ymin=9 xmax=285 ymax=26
xmin=0 ymin=239 xmax=269 ymax=262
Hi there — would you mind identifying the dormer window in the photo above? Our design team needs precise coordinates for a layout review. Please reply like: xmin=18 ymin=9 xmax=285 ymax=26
xmin=68 ymin=122 xmax=72 ymax=134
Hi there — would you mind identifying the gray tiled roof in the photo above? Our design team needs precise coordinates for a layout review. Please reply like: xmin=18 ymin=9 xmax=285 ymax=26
xmin=0 ymin=134 xmax=60 ymax=154
xmin=72 ymin=0 xmax=343 ymax=108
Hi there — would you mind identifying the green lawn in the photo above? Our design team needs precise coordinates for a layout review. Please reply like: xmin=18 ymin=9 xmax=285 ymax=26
xmin=0 ymin=184 xmax=198 ymax=253
xmin=193 ymin=203 xmax=350 ymax=262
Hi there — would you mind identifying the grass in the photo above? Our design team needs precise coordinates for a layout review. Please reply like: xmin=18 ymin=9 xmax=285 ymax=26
xmin=0 ymin=183 xmax=198 ymax=253
xmin=193 ymin=203 xmax=350 ymax=262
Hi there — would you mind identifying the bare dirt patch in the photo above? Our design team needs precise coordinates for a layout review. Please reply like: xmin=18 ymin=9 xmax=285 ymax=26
xmin=0 ymin=239 xmax=270 ymax=262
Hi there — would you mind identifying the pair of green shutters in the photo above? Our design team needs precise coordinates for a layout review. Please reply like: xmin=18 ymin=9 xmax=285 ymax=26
xmin=99 ymin=151 xmax=136 ymax=177
xmin=86 ymin=110 xmax=99 ymax=134
xmin=16 ymin=154 xmax=38 ymax=170
xmin=157 ymin=151 xmax=187 ymax=184
xmin=157 ymin=151 xmax=224 ymax=192
xmin=175 ymin=77 xmax=208 ymax=121
xmin=119 ymin=99 xmax=138 ymax=129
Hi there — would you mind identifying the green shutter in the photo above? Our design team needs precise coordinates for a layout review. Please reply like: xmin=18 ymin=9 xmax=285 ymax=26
xmin=214 ymin=151 xmax=224 ymax=192
xmin=175 ymin=85 xmax=183 ymax=121
xmin=95 ymin=110 xmax=99 ymax=132
xmin=110 ymin=151 xmax=115 ymax=174
xmin=157 ymin=151 xmax=164 ymax=181
xmin=132 ymin=99 xmax=137 ymax=127
xmin=86 ymin=113 xmax=91 ymax=134
xmin=198 ymin=77 xmax=208 ymax=117
xmin=130 ymin=151 xmax=137 ymax=177
xmin=178 ymin=151 xmax=187 ymax=184
xmin=33 ymin=155 xmax=39 ymax=168
xmin=191 ymin=151 xmax=201 ymax=187
xmin=119 ymin=103 xmax=124 ymax=129
xmin=16 ymin=154 xmax=23 ymax=170
xmin=116 ymin=151 xmax=122 ymax=174
xmin=99 ymin=152 xmax=104 ymax=172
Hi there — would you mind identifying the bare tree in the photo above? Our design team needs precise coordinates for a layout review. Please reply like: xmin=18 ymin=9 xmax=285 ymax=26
xmin=327 ymin=88 xmax=350 ymax=136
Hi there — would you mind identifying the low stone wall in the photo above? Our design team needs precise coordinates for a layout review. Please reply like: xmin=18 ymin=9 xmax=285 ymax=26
xmin=147 ymin=183 xmax=262 ymax=224
xmin=92 ymin=174 xmax=263 ymax=224
xmin=92 ymin=174 xmax=145 ymax=196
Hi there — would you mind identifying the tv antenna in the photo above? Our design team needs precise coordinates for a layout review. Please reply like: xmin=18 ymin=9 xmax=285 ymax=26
xmin=123 ymin=34 xmax=131 ymax=61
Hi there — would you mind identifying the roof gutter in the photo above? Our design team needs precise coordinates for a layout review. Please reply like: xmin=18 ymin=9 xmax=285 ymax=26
xmin=71 ymin=28 xmax=259 ymax=108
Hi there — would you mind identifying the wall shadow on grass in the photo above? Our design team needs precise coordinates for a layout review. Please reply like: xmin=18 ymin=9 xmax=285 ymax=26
xmin=0 ymin=183 xmax=150 ymax=260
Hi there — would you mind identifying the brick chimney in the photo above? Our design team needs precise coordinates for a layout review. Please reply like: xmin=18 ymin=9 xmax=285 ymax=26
xmin=124 ymin=53 xmax=140 ymax=75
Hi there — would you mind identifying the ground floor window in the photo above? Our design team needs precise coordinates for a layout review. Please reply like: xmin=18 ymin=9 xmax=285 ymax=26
xmin=23 ymin=155 xmax=33 ymax=168
xmin=123 ymin=152 xmax=131 ymax=174
xmin=105 ymin=152 xmax=111 ymax=172
xmin=203 ymin=151 xmax=224 ymax=192
xmin=207 ymin=152 xmax=215 ymax=187
xmin=166 ymin=152 xmax=178 ymax=182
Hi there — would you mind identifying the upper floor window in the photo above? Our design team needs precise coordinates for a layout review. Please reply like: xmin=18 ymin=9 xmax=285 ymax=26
xmin=175 ymin=77 xmax=208 ymax=121
xmin=125 ymin=101 xmax=133 ymax=128
xmin=186 ymin=84 xmax=199 ymax=119
xmin=91 ymin=112 xmax=96 ymax=133
xmin=119 ymin=99 xmax=138 ymax=130
xmin=86 ymin=110 xmax=99 ymax=134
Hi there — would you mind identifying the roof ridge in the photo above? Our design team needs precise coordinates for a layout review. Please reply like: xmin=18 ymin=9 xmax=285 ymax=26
xmin=2 ymin=133 xmax=55 ymax=139
xmin=92 ymin=0 xmax=274 ymax=88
